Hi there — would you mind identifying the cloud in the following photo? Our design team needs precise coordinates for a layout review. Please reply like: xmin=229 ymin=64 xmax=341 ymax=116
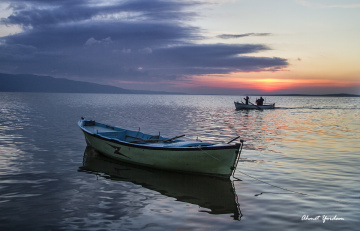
xmin=85 ymin=37 xmax=112 ymax=46
xmin=149 ymin=44 xmax=287 ymax=75
xmin=326 ymin=4 xmax=360 ymax=9
xmin=0 ymin=0 xmax=288 ymax=89
xmin=138 ymin=47 xmax=153 ymax=54
xmin=295 ymin=0 xmax=360 ymax=9
xmin=217 ymin=33 xmax=271 ymax=39
xmin=1 ymin=0 xmax=198 ymax=27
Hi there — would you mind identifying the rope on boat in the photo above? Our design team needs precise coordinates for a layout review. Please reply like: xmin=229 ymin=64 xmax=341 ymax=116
xmin=231 ymin=140 xmax=244 ymax=181
xmin=197 ymin=146 xmax=220 ymax=161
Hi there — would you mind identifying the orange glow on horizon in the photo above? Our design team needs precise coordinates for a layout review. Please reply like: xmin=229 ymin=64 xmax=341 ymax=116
xmin=111 ymin=72 xmax=360 ymax=94
xmin=182 ymin=73 xmax=360 ymax=93
xmin=181 ymin=76 xmax=300 ymax=92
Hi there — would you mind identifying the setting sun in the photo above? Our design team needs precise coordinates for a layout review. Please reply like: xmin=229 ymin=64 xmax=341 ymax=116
xmin=252 ymin=79 xmax=293 ymax=92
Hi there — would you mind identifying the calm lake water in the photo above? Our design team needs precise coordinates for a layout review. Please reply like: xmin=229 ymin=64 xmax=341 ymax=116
xmin=0 ymin=92 xmax=359 ymax=230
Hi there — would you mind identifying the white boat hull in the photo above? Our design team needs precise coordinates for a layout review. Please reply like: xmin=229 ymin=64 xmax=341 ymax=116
xmin=80 ymin=146 xmax=242 ymax=219
xmin=234 ymin=101 xmax=275 ymax=110
xmin=78 ymin=120 xmax=243 ymax=177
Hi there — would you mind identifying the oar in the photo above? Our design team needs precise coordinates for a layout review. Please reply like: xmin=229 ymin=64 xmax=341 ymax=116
xmin=130 ymin=134 xmax=185 ymax=143
xmin=249 ymin=101 xmax=262 ymax=110
xmin=163 ymin=134 xmax=185 ymax=142
xmin=227 ymin=136 xmax=241 ymax=144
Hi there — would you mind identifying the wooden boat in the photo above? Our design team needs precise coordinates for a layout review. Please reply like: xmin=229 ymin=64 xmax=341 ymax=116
xmin=79 ymin=146 xmax=242 ymax=220
xmin=234 ymin=101 xmax=275 ymax=110
xmin=78 ymin=118 xmax=244 ymax=178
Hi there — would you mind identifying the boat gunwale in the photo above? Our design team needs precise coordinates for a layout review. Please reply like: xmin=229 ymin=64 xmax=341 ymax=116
xmin=78 ymin=120 xmax=241 ymax=151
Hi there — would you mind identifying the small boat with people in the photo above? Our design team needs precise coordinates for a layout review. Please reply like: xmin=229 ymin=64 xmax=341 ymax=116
xmin=234 ymin=96 xmax=275 ymax=110
xmin=78 ymin=118 xmax=244 ymax=178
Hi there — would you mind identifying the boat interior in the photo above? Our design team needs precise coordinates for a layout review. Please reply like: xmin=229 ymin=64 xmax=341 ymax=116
xmin=81 ymin=120 xmax=214 ymax=147
xmin=82 ymin=121 xmax=162 ymax=142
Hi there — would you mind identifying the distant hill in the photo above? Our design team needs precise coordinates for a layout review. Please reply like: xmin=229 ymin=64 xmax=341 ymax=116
xmin=0 ymin=73 xmax=180 ymax=94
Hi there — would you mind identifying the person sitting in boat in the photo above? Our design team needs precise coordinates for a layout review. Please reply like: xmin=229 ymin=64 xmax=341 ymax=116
xmin=244 ymin=96 xmax=250 ymax=105
xmin=256 ymin=97 xmax=264 ymax=106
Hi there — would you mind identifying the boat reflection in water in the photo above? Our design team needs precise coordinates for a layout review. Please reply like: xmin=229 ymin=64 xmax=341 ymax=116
xmin=79 ymin=146 xmax=242 ymax=220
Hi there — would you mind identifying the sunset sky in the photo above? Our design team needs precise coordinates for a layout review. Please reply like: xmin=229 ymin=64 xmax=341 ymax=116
xmin=1 ymin=0 xmax=359 ymax=94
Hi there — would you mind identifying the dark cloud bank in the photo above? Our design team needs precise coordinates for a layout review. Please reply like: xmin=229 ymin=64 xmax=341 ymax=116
xmin=0 ymin=0 xmax=287 ymax=90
